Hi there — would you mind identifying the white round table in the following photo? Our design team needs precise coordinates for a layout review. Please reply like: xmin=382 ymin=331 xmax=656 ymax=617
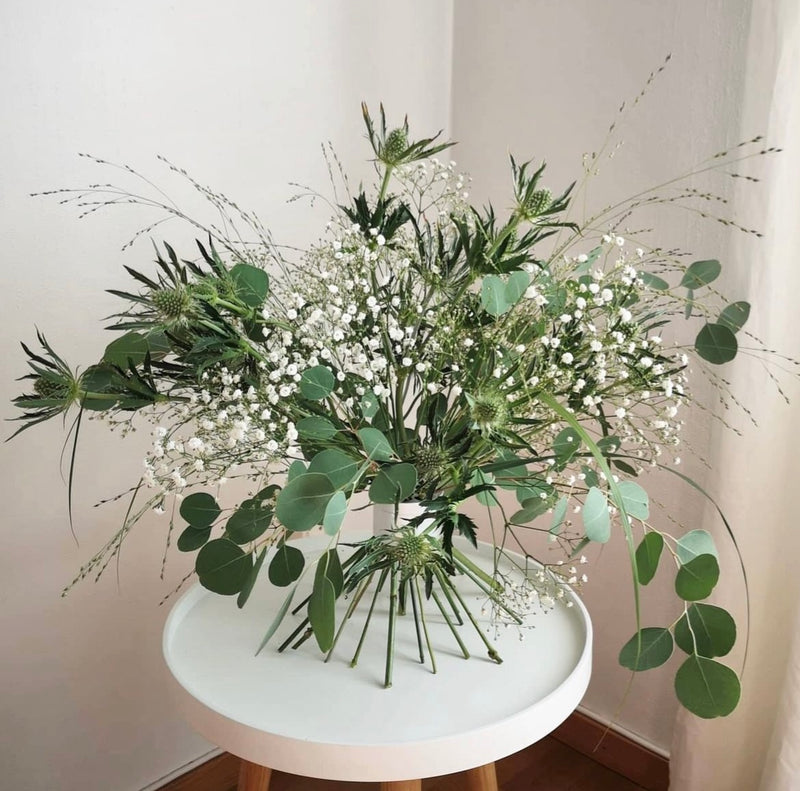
xmin=163 ymin=533 xmax=592 ymax=790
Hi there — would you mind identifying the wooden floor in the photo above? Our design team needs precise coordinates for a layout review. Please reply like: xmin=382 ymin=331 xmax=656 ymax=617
xmin=178 ymin=737 xmax=646 ymax=791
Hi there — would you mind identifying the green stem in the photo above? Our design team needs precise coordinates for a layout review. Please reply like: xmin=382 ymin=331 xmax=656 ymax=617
xmin=431 ymin=590 xmax=470 ymax=659
xmin=408 ymin=575 xmax=425 ymax=663
xmin=351 ymin=568 xmax=389 ymax=668
xmin=278 ymin=617 xmax=309 ymax=653
xmin=325 ymin=574 xmax=373 ymax=663
xmin=385 ymin=564 xmax=399 ymax=688
xmin=435 ymin=567 xmax=502 ymax=664
xmin=414 ymin=576 xmax=437 ymax=674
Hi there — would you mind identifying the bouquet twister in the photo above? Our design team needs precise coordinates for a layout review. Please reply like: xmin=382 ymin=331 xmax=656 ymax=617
xmin=12 ymin=97 xmax=788 ymax=719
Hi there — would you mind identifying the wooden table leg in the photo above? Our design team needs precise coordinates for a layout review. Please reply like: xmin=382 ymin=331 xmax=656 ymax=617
xmin=238 ymin=759 xmax=272 ymax=791
xmin=380 ymin=781 xmax=422 ymax=790
xmin=463 ymin=762 xmax=498 ymax=791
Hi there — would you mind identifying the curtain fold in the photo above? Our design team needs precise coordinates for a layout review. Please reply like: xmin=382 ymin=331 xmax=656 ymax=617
xmin=670 ymin=1 xmax=800 ymax=789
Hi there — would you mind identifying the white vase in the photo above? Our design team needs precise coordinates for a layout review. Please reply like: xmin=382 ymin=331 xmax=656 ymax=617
xmin=372 ymin=501 xmax=432 ymax=536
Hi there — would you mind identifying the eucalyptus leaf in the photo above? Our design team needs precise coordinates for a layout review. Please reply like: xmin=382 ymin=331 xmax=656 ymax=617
xmin=675 ymin=554 xmax=720 ymax=601
xmin=511 ymin=495 xmax=553 ymax=524
xmin=680 ymin=259 xmax=721 ymax=290
xmin=638 ymin=271 xmax=669 ymax=291
xmin=695 ymin=323 xmax=738 ymax=364
xmin=550 ymin=495 xmax=568 ymax=534
xmin=275 ymin=472 xmax=335 ymax=532
xmin=226 ymin=498 xmax=273 ymax=544
xmin=675 ymin=655 xmax=740 ymax=718
xmin=195 ymin=539 xmax=251 ymax=595
xmin=553 ymin=427 xmax=580 ymax=467
xmin=103 ymin=332 xmax=150 ymax=369
xmin=470 ymin=469 xmax=499 ymax=506
xmin=718 ymin=301 xmax=750 ymax=333
xmin=230 ymin=263 xmax=269 ymax=307
xmin=177 ymin=525 xmax=211 ymax=552
xmin=299 ymin=365 xmax=336 ymax=400
xmin=583 ymin=487 xmax=610 ymax=543
xmin=236 ymin=547 xmax=266 ymax=609
xmin=268 ymin=543 xmax=305 ymax=587
xmin=619 ymin=627 xmax=674 ymax=671
xmin=308 ymin=449 xmax=360 ymax=490
xmin=322 ymin=490 xmax=348 ymax=536
xmin=287 ymin=460 xmax=306 ymax=482
xmin=675 ymin=603 xmax=736 ymax=658
xmin=481 ymin=275 xmax=509 ymax=316
xmin=357 ymin=427 xmax=395 ymax=462
xmin=369 ymin=463 xmax=418 ymax=504
xmin=505 ymin=270 xmax=531 ymax=305
xmin=617 ymin=480 xmax=649 ymax=520
xmin=179 ymin=492 xmax=221 ymax=528
xmin=676 ymin=529 xmax=718 ymax=565
xmin=296 ymin=416 xmax=338 ymax=440
xmin=308 ymin=577 xmax=336 ymax=653
xmin=635 ymin=532 xmax=664 ymax=585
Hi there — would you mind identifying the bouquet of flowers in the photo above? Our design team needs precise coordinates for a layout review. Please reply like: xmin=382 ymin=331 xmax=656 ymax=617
xmin=12 ymin=98 xmax=784 ymax=718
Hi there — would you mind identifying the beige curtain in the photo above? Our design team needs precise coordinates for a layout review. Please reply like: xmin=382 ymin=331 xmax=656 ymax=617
xmin=670 ymin=1 xmax=800 ymax=789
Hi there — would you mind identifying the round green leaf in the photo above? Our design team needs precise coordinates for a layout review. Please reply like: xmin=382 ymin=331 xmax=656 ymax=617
xmin=511 ymin=496 xmax=552 ymax=525
xmin=505 ymin=270 xmax=531 ymax=305
xmin=308 ymin=577 xmax=336 ymax=652
xmin=677 ymin=529 xmax=718 ymax=565
xmin=582 ymin=487 xmax=610 ymax=543
xmin=360 ymin=390 xmax=380 ymax=419
xmin=718 ymin=301 xmax=750 ymax=333
xmin=230 ymin=263 xmax=269 ymax=307
xmin=369 ymin=463 xmax=418 ymax=504
xmin=619 ymin=627 xmax=674 ymax=671
xmin=317 ymin=548 xmax=344 ymax=597
xmin=296 ymin=416 xmax=338 ymax=440
xmin=470 ymin=470 xmax=499 ymax=507
xmin=596 ymin=436 xmax=621 ymax=455
xmin=299 ymin=365 xmax=336 ymax=400
xmin=550 ymin=495 xmax=568 ymax=534
xmin=635 ymin=532 xmax=664 ymax=585
xmin=357 ymin=427 xmax=395 ymax=462
xmin=675 ymin=554 xmax=720 ymax=601
xmin=553 ymin=427 xmax=580 ymax=467
xmin=617 ymin=480 xmax=649 ymax=521
xmin=179 ymin=492 xmax=221 ymax=528
xmin=195 ymin=539 xmax=251 ymax=595
xmin=675 ymin=655 xmax=740 ymax=718
xmin=275 ymin=472 xmax=335 ymax=532
xmin=308 ymin=449 xmax=360 ymax=490
xmin=268 ymin=543 xmax=305 ymax=587
xmin=226 ymin=498 xmax=273 ymax=544
xmin=638 ymin=271 xmax=669 ymax=290
xmin=675 ymin=603 xmax=736 ymax=658
xmin=481 ymin=275 xmax=510 ymax=316
xmin=322 ymin=490 xmax=348 ymax=536
xmin=103 ymin=331 xmax=150 ymax=369
xmin=695 ymin=323 xmax=738 ymax=364
xmin=177 ymin=525 xmax=211 ymax=552
xmin=680 ymin=259 xmax=721 ymax=290
xmin=237 ymin=548 xmax=267 ymax=609
xmin=287 ymin=460 xmax=306 ymax=482
xmin=253 ymin=484 xmax=280 ymax=504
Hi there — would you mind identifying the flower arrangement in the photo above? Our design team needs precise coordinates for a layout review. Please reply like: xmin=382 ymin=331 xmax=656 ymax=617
xmin=12 ymin=94 xmax=786 ymax=718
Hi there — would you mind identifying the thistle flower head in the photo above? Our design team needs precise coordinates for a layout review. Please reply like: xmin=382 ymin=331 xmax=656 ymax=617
xmin=390 ymin=530 xmax=433 ymax=573
xmin=469 ymin=392 xmax=510 ymax=433
xmin=152 ymin=286 xmax=191 ymax=320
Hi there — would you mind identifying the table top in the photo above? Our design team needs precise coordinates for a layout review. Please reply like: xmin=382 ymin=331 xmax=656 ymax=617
xmin=163 ymin=531 xmax=592 ymax=782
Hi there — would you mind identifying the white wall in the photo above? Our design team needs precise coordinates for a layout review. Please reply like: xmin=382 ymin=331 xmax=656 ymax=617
xmin=452 ymin=0 xmax=751 ymax=751
xmin=0 ymin=2 xmax=453 ymax=789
